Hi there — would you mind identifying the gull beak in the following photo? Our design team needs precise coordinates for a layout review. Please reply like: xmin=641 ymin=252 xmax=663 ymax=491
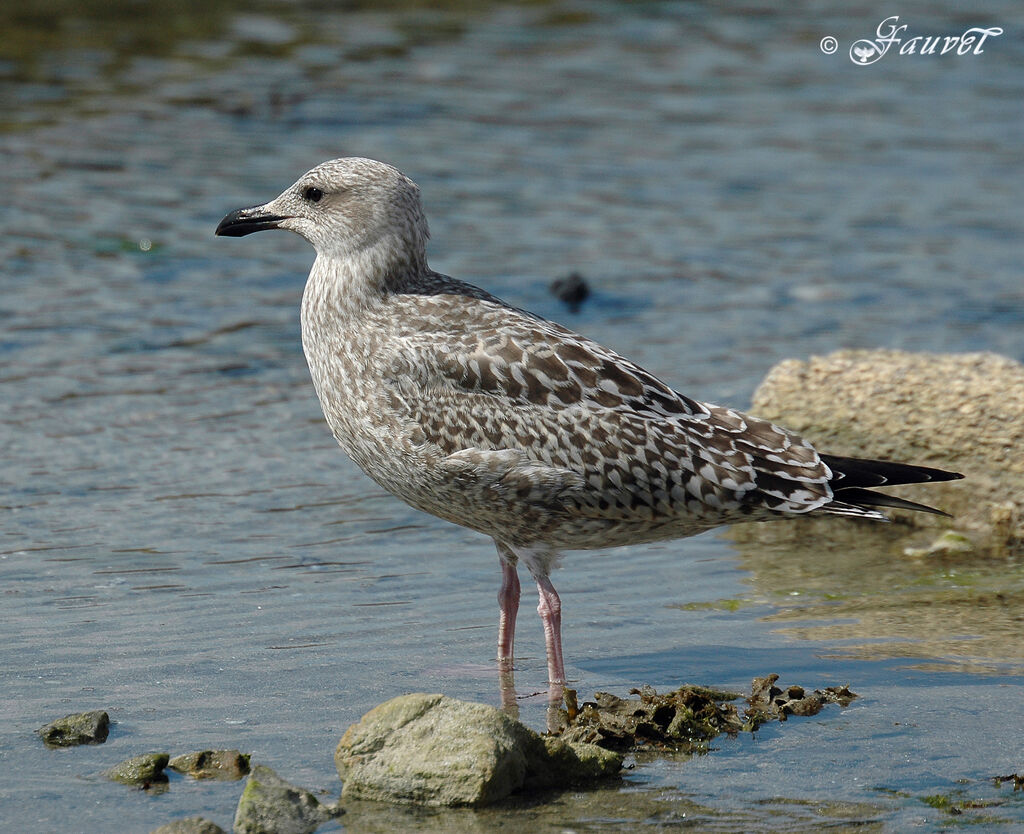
xmin=215 ymin=205 xmax=291 ymax=237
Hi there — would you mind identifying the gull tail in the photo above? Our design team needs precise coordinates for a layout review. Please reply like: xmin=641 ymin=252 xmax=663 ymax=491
xmin=821 ymin=454 xmax=964 ymax=518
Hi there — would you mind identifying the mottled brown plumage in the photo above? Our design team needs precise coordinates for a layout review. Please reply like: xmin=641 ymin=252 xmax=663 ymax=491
xmin=216 ymin=158 xmax=962 ymax=684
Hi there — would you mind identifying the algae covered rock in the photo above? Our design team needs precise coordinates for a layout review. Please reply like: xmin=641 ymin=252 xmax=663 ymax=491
xmin=37 ymin=710 xmax=109 ymax=747
xmin=232 ymin=764 xmax=342 ymax=834
xmin=335 ymin=693 xmax=621 ymax=807
xmin=149 ymin=818 xmax=226 ymax=834
xmin=557 ymin=685 xmax=745 ymax=750
xmin=555 ymin=679 xmax=857 ymax=749
xmin=106 ymin=752 xmax=170 ymax=787
xmin=536 ymin=735 xmax=622 ymax=787
xmin=745 ymin=674 xmax=857 ymax=725
xmin=168 ymin=749 xmax=250 ymax=780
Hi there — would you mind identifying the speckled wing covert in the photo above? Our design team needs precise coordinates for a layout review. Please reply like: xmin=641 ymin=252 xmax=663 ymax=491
xmin=383 ymin=282 xmax=860 ymax=534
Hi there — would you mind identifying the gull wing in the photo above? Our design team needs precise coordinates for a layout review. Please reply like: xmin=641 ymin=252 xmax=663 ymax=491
xmin=384 ymin=291 xmax=839 ymax=519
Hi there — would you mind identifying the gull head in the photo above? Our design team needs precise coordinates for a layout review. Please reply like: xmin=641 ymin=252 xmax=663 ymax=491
xmin=215 ymin=157 xmax=429 ymax=267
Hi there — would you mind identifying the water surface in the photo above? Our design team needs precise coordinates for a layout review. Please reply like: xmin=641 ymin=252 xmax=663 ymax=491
xmin=2 ymin=1 xmax=1023 ymax=831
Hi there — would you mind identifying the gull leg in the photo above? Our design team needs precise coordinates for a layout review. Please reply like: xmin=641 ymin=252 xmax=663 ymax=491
xmin=535 ymin=574 xmax=565 ymax=685
xmin=495 ymin=542 xmax=521 ymax=664
xmin=498 ymin=665 xmax=519 ymax=719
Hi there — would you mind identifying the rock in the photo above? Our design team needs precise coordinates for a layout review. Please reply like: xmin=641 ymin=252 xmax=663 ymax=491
xmin=232 ymin=764 xmax=342 ymax=834
xmin=549 ymin=272 xmax=591 ymax=312
xmin=994 ymin=772 xmax=1024 ymax=791
xmin=168 ymin=749 xmax=250 ymax=780
xmin=149 ymin=818 xmax=226 ymax=834
xmin=555 ymin=681 xmax=853 ymax=748
xmin=536 ymin=736 xmax=623 ymax=787
xmin=557 ymin=685 xmax=745 ymax=751
xmin=904 ymin=530 xmax=976 ymax=559
xmin=106 ymin=752 xmax=170 ymax=787
xmin=749 ymin=349 xmax=1023 ymax=553
xmin=723 ymin=354 xmax=1024 ymax=671
xmin=745 ymin=674 xmax=857 ymax=725
xmin=37 ymin=710 xmax=109 ymax=747
xmin=335 ymin=693 xmax=621 ymax=807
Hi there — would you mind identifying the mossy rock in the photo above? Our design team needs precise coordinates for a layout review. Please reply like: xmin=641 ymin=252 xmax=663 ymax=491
xmin=168 ymin=749 xmax=250 ymax=780
xmin=38 ymin=710 xmax=109 ymax=747
xmin=107 ymin=752 xmax=170 ymax=786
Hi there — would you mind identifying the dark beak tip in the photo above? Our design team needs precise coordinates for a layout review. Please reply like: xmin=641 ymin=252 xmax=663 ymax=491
xmin=215 ymin=208 xmax=289 ymax=237
xmin=214 ymin=215 xmax=240 ymax=237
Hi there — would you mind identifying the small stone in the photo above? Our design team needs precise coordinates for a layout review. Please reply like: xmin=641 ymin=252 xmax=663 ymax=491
xmin=38 ymin=710 xmax=109 ymax=747
xmin=783 ymin=695 xmax=826 ymax=717
xmin=822 ymin=684 xmax=858 ymax=707
xmin=149 ymin=817 xmax=227 ymax=834
xmin=107 ymin=752 xmax=170 ymax=787
xmin=168 ymin=749 xmax=250 ymax=780
xmin=904 ymin=530 xmax=975 ymax=558
xmin=233 ymin=764 xmax=342 ymax=834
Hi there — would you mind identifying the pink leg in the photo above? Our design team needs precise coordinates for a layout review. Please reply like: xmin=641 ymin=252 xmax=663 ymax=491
xmin=497 ymin=553 xmax=520 ymax=663
xmin=535 ymin=575 xmax=565 ymax=684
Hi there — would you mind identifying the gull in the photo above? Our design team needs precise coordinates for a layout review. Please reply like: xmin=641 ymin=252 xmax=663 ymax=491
xmin=216 ymin=157 xmax=962 ymax=685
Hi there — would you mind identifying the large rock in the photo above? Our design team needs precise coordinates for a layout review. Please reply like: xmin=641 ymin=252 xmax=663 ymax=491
xmin=232 ymin=764 xmax=342 ymax=834
xmin=750 ymin=349 xmax=1022 ymax=552
xmin=335 ymin=693 xmax=621 ymax=807
xmin=726 ymin=349 xmax=1024 ymax=670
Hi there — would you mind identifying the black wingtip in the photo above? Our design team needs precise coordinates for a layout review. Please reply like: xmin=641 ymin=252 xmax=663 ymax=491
xmin=832 ymin=487 xmax=953 ymax=517
xmin=820 ymin=454 xmax=962 ymax=518
xmin=822 ymin=454 xmax=963 ymax=488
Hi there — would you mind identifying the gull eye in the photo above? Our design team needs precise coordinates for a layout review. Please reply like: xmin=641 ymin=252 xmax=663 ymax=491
xmin=303 ymin=186 xmax=324 ymax=203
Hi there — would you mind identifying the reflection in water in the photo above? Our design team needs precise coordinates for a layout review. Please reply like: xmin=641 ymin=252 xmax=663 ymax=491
xmin=730 ymin=518 xmax=1024 ymax=673
xmin=498 ymin=661 xmax=566 ymax=733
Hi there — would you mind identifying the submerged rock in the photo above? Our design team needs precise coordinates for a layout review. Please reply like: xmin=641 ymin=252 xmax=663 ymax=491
xmin=745 ymin=674 xmax=857 ymax=724
xmin=106 ymin=752 xmax=170 ymax=787
xmin=149 ymin=818 xmax=226 ymax=834
xmin=993 ymin=772 xmax=1024 ymax=791
xmin=233 ymin=764 xmax=343 ymax=834
xmin=549 ymin=272 xmax=591 ymax=312
xmin=536 ymin=734 xmax=624 ymax=786
xmin=904 ymin=530 xmax=976 ymax=559
xmin=37 ymin=710 xmax=109 ymax=747
xmin=168 ymin=749 xmax=250 ymax=780
xmin=335 ymin=693 xmax=621 ymax=807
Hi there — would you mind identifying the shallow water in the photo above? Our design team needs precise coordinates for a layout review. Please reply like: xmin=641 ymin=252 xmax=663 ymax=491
xmin=2 ymin=1 xmax=1023 ymax=831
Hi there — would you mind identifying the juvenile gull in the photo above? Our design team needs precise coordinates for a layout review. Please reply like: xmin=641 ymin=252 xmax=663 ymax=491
xmin=216 ymin=158 xmax=962 ymax=685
